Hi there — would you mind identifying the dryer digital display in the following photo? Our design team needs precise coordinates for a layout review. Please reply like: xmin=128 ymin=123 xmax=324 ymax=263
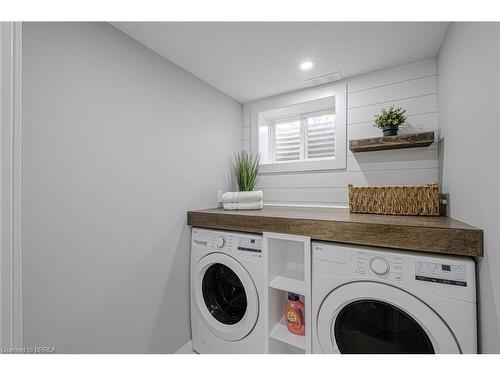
xmin=415 ymin=261 xmax=467 ymax=287
xmin=238 ymin=238 xmax=262 ymax=253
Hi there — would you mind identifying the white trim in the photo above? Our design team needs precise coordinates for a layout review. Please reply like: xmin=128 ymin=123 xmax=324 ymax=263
xmin=250 ymin=82 xmax=347 ymax=174
xmin=0 ymin=21 xmax=22 ymax=350
xmin=174 ymin=340 xmax=194 ymax=354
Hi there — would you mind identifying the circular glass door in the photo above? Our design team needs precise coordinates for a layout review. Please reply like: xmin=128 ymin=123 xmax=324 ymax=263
xmin=195 ymin=253 xmax=259 ymax=341
xmin=202 ymin=263 xmax=247 ymax=325
xmin=334 ymin=300 xmax=434 ymax=353
xmin=316 ymin=282 xmax=460 ymax=354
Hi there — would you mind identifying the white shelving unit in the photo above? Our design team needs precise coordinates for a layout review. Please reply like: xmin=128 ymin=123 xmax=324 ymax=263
xmin=263 ymin=232 xmax=311 ymax=354
xmin=269 ymin=268 xmax=306 ymax=295
xmin=269 ymin=319 xmax=306 ymax=351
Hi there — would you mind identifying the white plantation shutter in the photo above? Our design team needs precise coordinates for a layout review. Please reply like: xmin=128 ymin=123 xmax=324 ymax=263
xmin=273 ymin=120 xmax=301 ymax=162
xmin=270 ymin=108 xmax=336 ymax=163
xmin=257 ymin=88 xmax=346 ymax=172
xmin=306 ymin=113 xmax=335 ymax=159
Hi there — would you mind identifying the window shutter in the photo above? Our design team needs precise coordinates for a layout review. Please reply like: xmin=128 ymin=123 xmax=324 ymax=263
xmin=306 ymin=113 xmax=335 ymax=159
xmin=274 ymin=120 xmax=301 ymax=162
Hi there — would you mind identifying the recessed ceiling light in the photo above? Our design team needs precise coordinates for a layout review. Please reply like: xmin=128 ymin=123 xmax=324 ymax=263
xmin=299 ymin=61 xmax=314 ymax=70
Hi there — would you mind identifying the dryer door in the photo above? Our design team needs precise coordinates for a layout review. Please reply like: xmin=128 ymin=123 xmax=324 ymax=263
xmin=195 ymin=252 xmax=259 ymax=341
xmin=317 ymin=281 xmax=460 ymax=354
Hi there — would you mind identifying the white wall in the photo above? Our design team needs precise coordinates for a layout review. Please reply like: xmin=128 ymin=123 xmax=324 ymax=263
xmin=437 ymin=22 xmax=500 ymax=353
xmin=21 ymin=22 xmax=242 ymax=353
xmin=0 ymin=22 xmax=5 ymax=349
xmin=1 ymin=22 xmax=23 ymax=351
xmin=244 ymin=58 xmax=438 ymax=206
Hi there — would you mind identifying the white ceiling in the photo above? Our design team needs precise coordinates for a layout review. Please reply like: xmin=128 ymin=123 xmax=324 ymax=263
xmin=112 ymin=22 xmax=449 ymax=103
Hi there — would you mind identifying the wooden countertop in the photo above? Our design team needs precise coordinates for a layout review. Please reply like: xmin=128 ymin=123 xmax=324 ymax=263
xmin=187 ymin=206 xmax=483 ymax=257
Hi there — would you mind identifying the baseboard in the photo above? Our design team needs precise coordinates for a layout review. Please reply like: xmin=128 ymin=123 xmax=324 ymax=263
xmin=175 ymin=340 xmax=193 ymax=354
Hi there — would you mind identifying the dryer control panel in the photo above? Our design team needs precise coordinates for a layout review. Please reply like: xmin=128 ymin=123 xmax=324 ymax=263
xmin=237 ymin=237 xmax=262 ymax=254
xmin=415 ymin=261 xmax=467 ymax=286
xmin=197 ymin=229 xmax=263 ymax=260
xmin=312 ymin=241 xmax=476 ymax=303
xmin=355 ymin=251 xmax=405 ymax=282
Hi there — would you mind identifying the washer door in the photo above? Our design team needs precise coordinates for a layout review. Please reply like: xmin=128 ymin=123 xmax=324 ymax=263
xmin=195 ymin=252 xmax=259 ymax=341
xmin=317 ymin=282 xmax=460 ymax=354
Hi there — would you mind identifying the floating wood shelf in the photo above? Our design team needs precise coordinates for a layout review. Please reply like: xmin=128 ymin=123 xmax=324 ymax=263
xmin=187 ymin=206 xmax=484 ymax=257
xmin=349 ymin=131 xmax=435 ymax=153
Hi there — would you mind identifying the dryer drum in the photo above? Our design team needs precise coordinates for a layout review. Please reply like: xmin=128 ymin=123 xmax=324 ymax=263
xmin=334 ymin=300 xmax=435 ymax=354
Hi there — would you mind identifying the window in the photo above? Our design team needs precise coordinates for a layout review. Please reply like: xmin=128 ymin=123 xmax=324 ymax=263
xmin=271 ymin=110 xmax=336 ymax=163
xmin=251 ymin=83 xmax=346 ymax=173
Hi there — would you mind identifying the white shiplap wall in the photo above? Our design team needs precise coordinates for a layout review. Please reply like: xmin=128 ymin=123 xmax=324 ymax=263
xmin=243 ymin=58 xmax=438 ymax=207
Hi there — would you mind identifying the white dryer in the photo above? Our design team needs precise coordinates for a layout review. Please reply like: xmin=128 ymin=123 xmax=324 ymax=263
xmin=312 ymin=242 xmax=477 ymax=354
xmin=191 ymin=228 xmax=265 ymax=353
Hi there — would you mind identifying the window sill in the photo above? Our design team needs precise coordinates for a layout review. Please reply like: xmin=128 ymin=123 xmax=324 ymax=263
xmin=259 ymin=158 xmax=346 ymax=174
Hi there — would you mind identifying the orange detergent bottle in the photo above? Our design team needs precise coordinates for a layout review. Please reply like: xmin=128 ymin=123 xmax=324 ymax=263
xmin=285 ymin=292 xmax=305 ymax=336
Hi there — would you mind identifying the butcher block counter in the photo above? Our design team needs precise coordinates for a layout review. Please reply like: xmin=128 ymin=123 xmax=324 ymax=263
xmin=187 ymin=206 xmax=483 ymax=257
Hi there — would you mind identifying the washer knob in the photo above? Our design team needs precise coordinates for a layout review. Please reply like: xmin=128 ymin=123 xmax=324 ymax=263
xmin=370 ymin=257 xmax=390 ymax=275
xmin=214 ymin=236 xmax=225 ymax=248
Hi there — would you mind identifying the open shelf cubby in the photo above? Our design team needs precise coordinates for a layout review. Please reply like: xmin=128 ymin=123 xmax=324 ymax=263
xmin=269 ymin=337 xmax=305 ymax=354
xmin=269 ymin=320 xmax=306 ymax=351
xmin=264 ymin=232 xmax=311 ymax=354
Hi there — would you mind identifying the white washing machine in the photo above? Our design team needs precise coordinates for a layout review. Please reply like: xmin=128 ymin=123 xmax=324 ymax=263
xmin=312 ymin=242 xmax=477 ymax=354
xmin=191 ymin=228 xmax=265 ymax=353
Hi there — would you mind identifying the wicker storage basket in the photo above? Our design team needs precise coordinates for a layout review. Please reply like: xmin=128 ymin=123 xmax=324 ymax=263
xmin=348 ymin=183 xmax=439 ymax=216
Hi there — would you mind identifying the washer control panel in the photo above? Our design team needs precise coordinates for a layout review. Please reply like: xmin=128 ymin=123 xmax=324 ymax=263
xmin=207 ymin=233 xmax=262 ymax=258
xmin=237 ymin=237 xmax=262 ymax=254
xmin=370 ymin=257 xmax=390 ymax=275
xmin=355 ymin=251 xmax=404 ymax=282
xmin=213 ymin=235 xmax=225 ymax=248
xmin=415 ymin=261 xmax=467 ymax=287
xmin=208 ymin=234 xmax=230 ymax=250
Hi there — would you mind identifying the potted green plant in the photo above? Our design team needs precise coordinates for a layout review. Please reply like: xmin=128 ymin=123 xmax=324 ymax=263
xmin=374 ymin=105 xmax=407 ymax=136
xmin=233 ymin=151 xmax=260 ymax=191
xmin=222 ymin=151 xmax=263 ymax=210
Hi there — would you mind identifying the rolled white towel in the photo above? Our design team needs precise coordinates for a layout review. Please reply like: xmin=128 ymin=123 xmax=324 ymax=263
xmin=222 ymin=191 xmax=263 ymax=204
xmin=223 ymin=201 xmax=263 ymax=210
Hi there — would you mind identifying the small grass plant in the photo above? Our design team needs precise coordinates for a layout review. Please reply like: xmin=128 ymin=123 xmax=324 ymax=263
xmin=233 ymin=151 xmax=260 ymax=191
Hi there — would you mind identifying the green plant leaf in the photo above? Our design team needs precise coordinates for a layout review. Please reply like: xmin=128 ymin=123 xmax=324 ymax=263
xmin=233 ymin=151 xmax=261 ymax=191
xmin=373 ymin=105 xmax=407 ymax=129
